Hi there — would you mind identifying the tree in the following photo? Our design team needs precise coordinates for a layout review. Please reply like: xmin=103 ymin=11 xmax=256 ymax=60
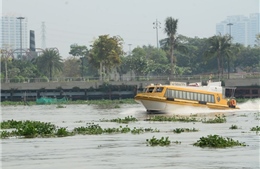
xmin=163 ymin=17 xmax=179 ymax=75
xmin=36 ymin=48 xmax=63 ymax=81
xmin=235 ymin=46 xmax=260 ymax=73
xmin=142 ymin=45 xmax=170 ymax=76
xmin=127 ymin=47 xmax=150 ymax=80
xmin=63 ymin=56 xmax=81 ymax=78
xmin=116 ymin=56 xmax=130 ymax=81
xmin=255 ymin=33 xmax=260 ymax=47
xmin=89 ymin=35 xmax=124 ymax=81
xmin=69 ymin=44 xmax=89 ymax=79
xmin=204 ymin=34 xmax=231 ymax=79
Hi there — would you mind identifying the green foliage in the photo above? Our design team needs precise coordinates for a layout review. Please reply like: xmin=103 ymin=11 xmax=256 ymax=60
xmin=202 ymin=115 xmax=226 ymax=123
xmin=10 ymin=75 xmax=22 ymax=83
xmin=56 ymin=127 xmax=70 ymax=137
xmin=56 ymin=104 xmax=66 ymax=108
xmin=0 ymin=131 xmax=11 ymax=138
xmin=128 ymin=47 xmax=150 ymax=77
xmin=173 ymin=128 xmax=199 ymax=133
xmin=2 ymin=34 xmax=259 ymax=80
xmin=14 ymin=121 xmax=57 ymax=138
xmin=35 ymin=48 xmax=63 ymax=80
xmin=40 ymin=76 xmax=49 ymax=82
xmin=204 ymin=34 xmax=232 ymax=78
xmin=130 ymin=127 xmax=159 ymax=134
xmin=250 ymin=126 xmax=260 ymax=132
xmin=69 ymin=44 xmax=88 ymax=57
xmin=193 ymin=135 xmax=246 ymax=148
xmin=0 ymin=119 xmax=23 ymax=129
xmin=145 ymin=115 xmax=198 ymax=122
xmin=229 ymin=125 xmax=238 ymax=129
xmin=73 ymin=123 xmax=103 ymax=135
xmin=100 ymin=116 xmax=138 ymax=123
xmin=89 ymin=35 xmax=123 ymax=81
xmin=146 ymin=136 xmax=171 ymax=146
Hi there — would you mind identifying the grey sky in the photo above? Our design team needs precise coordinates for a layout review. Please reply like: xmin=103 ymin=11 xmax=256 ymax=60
xmin=2 ymin=0 xmax=259 ymax=58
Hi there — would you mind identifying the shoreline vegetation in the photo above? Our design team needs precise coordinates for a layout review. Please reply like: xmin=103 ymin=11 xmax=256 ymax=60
xmin=0 ymin=98 xmax=137 ymax=107
xmin=0 ymin=98 xmax=257 ymax=106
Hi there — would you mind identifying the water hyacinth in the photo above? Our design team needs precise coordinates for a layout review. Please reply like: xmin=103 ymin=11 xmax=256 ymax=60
xmin=146 ymin=136 xmax=171 ymax=146
xmin=100 ymin=116 xmax=138 ymax=123
xmin=173 ymin=128 xmax=199 ymax=133
xmin=193 ymin=135 xmax=246 ymax=148
xmin=73 ymin=123 xmax=103 ymax=135
xmin=145 ymin=115 xmax=198 ymax=122
xmin=202 ymin=115 xmax=226 ymax=123
xmin=229 ymin=125 xmax=238 ymax=129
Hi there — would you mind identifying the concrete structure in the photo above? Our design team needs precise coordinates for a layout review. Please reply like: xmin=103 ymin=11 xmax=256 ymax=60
xmin=1 ymin=15 xmax=28 ymax=58
xmin=216 ymin=13 xmax=260 ymax=46
xmin=1 ymin=78 xmax=259 ymax=101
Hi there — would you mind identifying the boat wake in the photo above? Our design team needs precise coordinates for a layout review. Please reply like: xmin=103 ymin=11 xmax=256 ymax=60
xmin=165 ymin=99 xmax=260 ymax=116
xmin=120 ymin=99 xmax=259 ymax=117
xmin=237 ymin=99 xmax=260 ymax=111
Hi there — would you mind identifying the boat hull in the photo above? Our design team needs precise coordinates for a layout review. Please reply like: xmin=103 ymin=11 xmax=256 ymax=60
xmin=135 ymin=98 xmax=238 ymax=114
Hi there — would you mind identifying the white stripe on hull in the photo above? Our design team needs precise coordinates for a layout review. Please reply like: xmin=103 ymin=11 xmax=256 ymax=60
xmin=137 ymin=99 xmax=210 ymax=115
xmin=140 ymin=100 xmax=167 ymax=111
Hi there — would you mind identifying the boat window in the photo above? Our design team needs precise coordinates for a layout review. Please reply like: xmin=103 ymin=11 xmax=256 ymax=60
xmin=179 ymin=91 xmax=183 ymax=98
xmin=183 ymin=91 xmax=187 ymax=99
xmin=164 ymin=89 xmax=215 ymax=103
xmin=194 ymin=93 xmax=198 ymax=100
xmin=201 ymin=94 xmax=206 ymax=102
xmin=143 ymin=88 xmax=148 ymax=92
xmin=147 ymin=87 xmax=155 ymax=93
xmin=155 ymin=87 xmax=164 ymax=92
xmin=187 ymin=92 xmax=191 ymax=100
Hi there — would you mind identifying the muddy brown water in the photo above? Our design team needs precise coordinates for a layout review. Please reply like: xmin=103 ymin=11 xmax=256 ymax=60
xmin=1 ymin=100 xmax=259 ymax=169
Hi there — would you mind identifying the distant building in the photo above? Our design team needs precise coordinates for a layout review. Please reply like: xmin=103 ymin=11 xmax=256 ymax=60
xmin=216 ymin=13 xmax=260 ymax=46
xmin=0 ymin=15 xmax=28 ymax=58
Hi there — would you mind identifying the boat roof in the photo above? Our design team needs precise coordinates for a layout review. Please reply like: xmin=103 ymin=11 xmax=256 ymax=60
xmin=147 ymin=81 xmax=224 ymax=93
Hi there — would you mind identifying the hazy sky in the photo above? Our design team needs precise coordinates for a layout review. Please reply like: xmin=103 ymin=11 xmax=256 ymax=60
xmin=2 ymin=0 xmax=259 ymax=58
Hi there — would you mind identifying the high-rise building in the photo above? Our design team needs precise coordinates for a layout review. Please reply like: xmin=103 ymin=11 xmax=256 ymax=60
xmin=1 ymin=15 xmax=28 ymax=58
xmin=216 ymin=13 xmax=260 ymax=46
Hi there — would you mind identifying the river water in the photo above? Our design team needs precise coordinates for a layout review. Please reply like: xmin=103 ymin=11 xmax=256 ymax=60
xmin=1 ymin=100 xmax=259 ymax=169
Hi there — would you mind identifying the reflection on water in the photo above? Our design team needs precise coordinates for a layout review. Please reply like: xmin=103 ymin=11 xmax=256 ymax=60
xmin=1 ymin=100 xmax=259 ymax=169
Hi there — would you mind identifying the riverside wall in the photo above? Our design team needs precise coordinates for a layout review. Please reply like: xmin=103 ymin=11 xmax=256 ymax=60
xmin=1 ymin=78 xmax=259 ymax=101
xmin=1 ymin=78 xmax=259 ymax=90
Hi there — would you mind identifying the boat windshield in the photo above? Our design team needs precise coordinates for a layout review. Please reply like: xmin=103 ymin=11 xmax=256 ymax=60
xmin=147 ymin=87 xmax=155 ymax=93
xmin=143 ymin=88 xmax=148 ymax=92
xmin=155 ymin=87 xmax=164 ymax=92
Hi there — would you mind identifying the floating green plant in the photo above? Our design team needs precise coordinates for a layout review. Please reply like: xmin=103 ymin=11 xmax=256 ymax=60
xmin=145 ymin=115 xmax=198 ymax=122
xmin=73 ymin=123 xmax=103 ymax=135
xmin=173 ymin=128 xmax=199 ymax=133
xmin=202 ymin=115 xmax=226 ymax=123
xmin=56 ymin=104 xmax=66 ymax=108
xmin=193 ymin=135 xmax=246 ymax=148
xmin=250 ymin=126 xmax=260 ymax=132
xmin=15 ymin=121 xmax=57 ymax=138
xmin=131 ymin=127 xmax=144 ymax=134
xmin=146 ymin=136 xmax=171 ymax=146
xmin=56 ymin=127 xmax=70 ymax=137
xmin=120 ymin=125 xmax=131 ymax=133
xmin=144 ymin=127 xmax=160 ymax=133
xmin=229 ymin=125 xmax=238 ymax=129
xmin=0 ymin=119 xmax=23 ymax=129
xmin=100 ymin=116 xmax=138 ymax=123
xmin=0 ymin=131 xmax=12 ymax=138
xmin=173 ymin=141 xmax=181 ymax=144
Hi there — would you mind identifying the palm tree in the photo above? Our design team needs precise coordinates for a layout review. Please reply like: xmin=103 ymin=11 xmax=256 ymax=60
xmin=164 ymin=17 xmax=179 ymax=75
xmin=37 ymin=48 xmax=63 ymax=81
xmin=205 ymin=34 xmax=231 ymax=79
